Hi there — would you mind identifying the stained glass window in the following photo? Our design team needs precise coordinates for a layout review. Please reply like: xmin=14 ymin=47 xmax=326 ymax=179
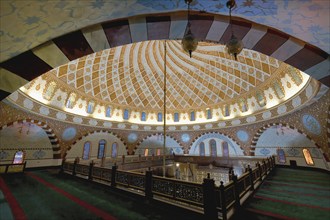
xmin=144 ymin=148 xmax=149 ymax=156
xmin=199 ymin=142 xmax=205 ymax=156
xmin=224 ymin=105 xmax=230 ymax=117
xmin=190 ymin=111 xmax=195 ymax=121
xmin=123 ymin=109 xmax=129 ymax=120
xmin=174 ymin=113 xmax=179 ymax=122
xmin=66 ymin=93 xmax=76 ymax=109
xmin=289 ymin=68 xmax=302 ymax=86
xmin=82 ymin=142 xmax=91 ymax=160
xmin=222 ymin=142 xmax=229 ymax=157
xmin=207 ymin=109 xmax=212 ymax=119
xmin=303 ymin=148 xmax=314 ymax=165
xmin=87 ymin=101 xmax=95 ymax=114
xmin=98 ymin=140 xmax=106 ymax=159
xmin=43 ymin=82 xmax=56 ymax=100
xmin=157 ymin=149 xmax=161 ymax=156
xmin=106 ymin=106 xmax=111 ymax=117
xmin=273 ymin=81 xmax=285 ymax=99
xmin=256 ymin=90 xmax=266 ymax=107
xmin=111 ymin=142 xmax=118 ymax=158
xmin=210 ymin=139 xmax=217 ymax=157
xmin=277 ymin=148 xmax=286 ymax=164
xmin=239 ymin=98 xmax=248 ymax=112
xmin=13 ymin=151 xmax=24 ymax=164
xmin=141 ymin=112 xmax=146 ymax=121
xmin=158 ymin=113 xmax=162 ymax=122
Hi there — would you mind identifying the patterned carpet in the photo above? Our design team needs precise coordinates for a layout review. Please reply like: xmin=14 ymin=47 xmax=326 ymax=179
xmin=237 ymin=168 xmax=330 ymax=220
xmin=0 ymin=170 xmax=203 ymax=220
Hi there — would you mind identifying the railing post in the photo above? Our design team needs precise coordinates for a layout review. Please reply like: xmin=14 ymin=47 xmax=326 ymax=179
xmin=72 ymin=160 xmax=77 ymax=176
xmin=232 ymin=175 xmax=241 ymax=211
xmin=203 ymin=173 xmax=218 ymax=220
xmin=219 ymin=181 xmax=227 ymax=220
xmin=248 ymin=165 xmax=254 ymax=191
xmin=88 ymin=161 xmax=94 ymax=180
xmin=257 ymin=162 xmax=262 ymax=181
xmin=23 ymin=161 xmax=27 ymax=172
xmin=262 ymin=160 xmax=266 ymax=175
xmin=145 ymin=169 xmax=153 ymax=199
xmin=122 ymin=155 xmax=125 ymax=165
xmin=60 ymin=159 xmax=65 ymax=174
xmin=111 ymin=164 xmax=117 ymax=188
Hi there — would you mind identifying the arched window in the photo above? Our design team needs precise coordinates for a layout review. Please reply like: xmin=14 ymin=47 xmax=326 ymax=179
xmin=303 ymin=148 xmax=314 ymax=165
xmin=190 ymin=111 xmax=195 ymax=121
xmin=222 ymin=141 xmax=229 ymax=157
xmin=82 ymin=141 xmax=91 ymax=160
xmin=210 ymin=139 xmax=217 ymax=157
xmin=87 ymin=101 xmax=95 ymax=114
xmin=123 ymin=109 xmax=129 ymax=120
xmin=277 ymin=148 xmax=286 ymax=164
xmin=174 ymin=113 xmax=179 ymax=122
xmin=157 ymin=113 xmax=162 ymax=122
xmin=157 ymin=149 xmax=161 ymax=156
xmin=98 ymin=140 xmax=106 ymax=159
xmin=105 ymin=106 xmax=111 ymax=117
xmin=111 ymin=142 xmax=118 ymax=158
xmin=144 ymin=148 xmax=149 ymax=156
xmin=43 ymin=82 xmax=56 ymax=100
xmin=13 ymin=151 xmax=24 ymax=164
xmin=66 ymin=93 xmax=76 ymax=109
xmin=199 ymin=142 xmax=205 ymax=156
xmin=141 ymin=112 xmax=146 ymax=121
xmin=207 ymin=109 xmax=212 ymax=119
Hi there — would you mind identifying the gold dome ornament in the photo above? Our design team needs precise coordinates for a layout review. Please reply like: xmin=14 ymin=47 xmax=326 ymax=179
xmin=226 ymin=34 xmax=243 ymax=60
xmin=225 ymin=0 xmax=244 ymax=60
xmin=182 ymin=23 xmax=198 ymax=58
xmin=181 ymin=0 xmax=198 ymax=58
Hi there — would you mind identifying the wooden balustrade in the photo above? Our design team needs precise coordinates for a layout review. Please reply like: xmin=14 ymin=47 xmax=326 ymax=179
xmin=0 ymin=162 xmax=26 ymax=174
xmin=62 ymin=156 xmax=275 ymax=220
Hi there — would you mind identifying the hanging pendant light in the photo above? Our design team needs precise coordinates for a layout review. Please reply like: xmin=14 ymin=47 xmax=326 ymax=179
xmin=225 ymin=0 xmax=243 ymax=60
xmin=182 ymin=0 xmax=198 ymax=58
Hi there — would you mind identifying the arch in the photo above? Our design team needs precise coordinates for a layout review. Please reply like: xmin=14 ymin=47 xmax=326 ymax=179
xmin=70 ymin=130 xmax=127 ymax=153
xmin=68 ymin=130 xmax=127 ymax=158
xmin=251 ymin=122 xmax=323 ymax=157
xmin=189 ymin=132 xmax=244 ymax=156
xmin=0 ymin=119 xmax=61 ymax=159
xmin=1 ymin=11 xmax=328 ymax=99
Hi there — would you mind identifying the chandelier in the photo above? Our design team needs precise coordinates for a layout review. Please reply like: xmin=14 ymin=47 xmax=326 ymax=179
xmin=225 ymin=0 xmax=243 ymax=60
xmin=182 ymin=0 xmax=198 ymax=58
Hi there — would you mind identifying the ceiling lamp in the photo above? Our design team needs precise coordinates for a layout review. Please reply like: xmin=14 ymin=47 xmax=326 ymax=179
xmin=182 ymin=0 xmax=198 ymax=58
xmin=225 ymin=0 xmax=243 ymax=60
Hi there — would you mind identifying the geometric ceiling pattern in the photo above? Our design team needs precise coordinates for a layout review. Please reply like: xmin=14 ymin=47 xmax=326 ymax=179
xmin=51 ymin=40 xmax=280 ymax=111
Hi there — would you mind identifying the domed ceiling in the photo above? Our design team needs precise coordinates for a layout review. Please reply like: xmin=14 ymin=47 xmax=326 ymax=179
xmin=12 ymin=39 xmax=322 ymax=128
xmin=45 ymin=40 xmax=281 ymax=111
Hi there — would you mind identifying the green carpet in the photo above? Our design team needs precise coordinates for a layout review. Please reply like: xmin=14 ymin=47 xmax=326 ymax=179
xmin=236 ymin=168 xmax=330 ymax=220
xmin=1 ymin=170 xmax=203 ymax=220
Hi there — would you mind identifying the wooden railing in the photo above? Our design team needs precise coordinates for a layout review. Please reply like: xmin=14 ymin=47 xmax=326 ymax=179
xmin=0 ymin=162 xmax=27 ymax=174
xmin=62 ymin=156 xmax=276 ymax=220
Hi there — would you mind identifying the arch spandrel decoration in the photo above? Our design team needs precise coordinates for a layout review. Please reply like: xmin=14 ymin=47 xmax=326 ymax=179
xmin=0 ymin=119 xmax=61 ymax=159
